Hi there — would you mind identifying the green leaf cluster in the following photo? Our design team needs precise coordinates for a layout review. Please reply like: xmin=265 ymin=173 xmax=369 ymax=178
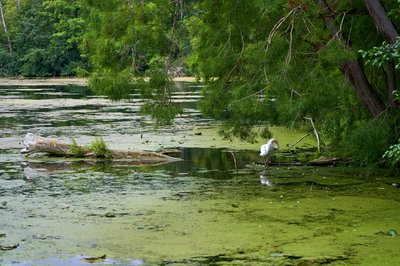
xmin=359 ymin=37 xmax=400 ymax=69
xmin=381 ymin=90 xmax=400 ymax=168
xmin=383 ymin=140 xmax=400 ymax=168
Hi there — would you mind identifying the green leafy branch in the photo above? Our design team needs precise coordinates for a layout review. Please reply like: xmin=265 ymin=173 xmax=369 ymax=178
xmin=383 ymin=139 xmax=400 ymax=167
xmin=359 ymin=37 xmax=400 ymax=69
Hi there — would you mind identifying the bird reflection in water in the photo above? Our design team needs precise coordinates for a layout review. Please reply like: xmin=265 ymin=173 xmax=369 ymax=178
xmin=259 ymin=174 xmax=273 ymax=186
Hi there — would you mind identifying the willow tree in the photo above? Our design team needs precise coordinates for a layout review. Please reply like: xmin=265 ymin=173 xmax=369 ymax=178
xmin=187 ymin=0 xmax=360 ymax=140
xmin=81 ymin=0 xmax=189 ymax=124
xmin=186 ymin=0 xmax=399 ymax=164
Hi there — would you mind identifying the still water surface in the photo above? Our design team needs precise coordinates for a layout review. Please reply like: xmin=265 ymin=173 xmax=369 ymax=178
xmin=0 ymin=83 xmax=399 ymax=265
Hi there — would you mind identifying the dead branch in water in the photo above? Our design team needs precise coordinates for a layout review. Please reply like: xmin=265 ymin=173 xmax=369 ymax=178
xmin=287 ymin=132 xmax=312 ymax=150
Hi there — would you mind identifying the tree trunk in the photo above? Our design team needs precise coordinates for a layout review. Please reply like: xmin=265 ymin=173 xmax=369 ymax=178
xmin=0 ymin=0 xmax=12 ymax=52
xmin=317 ymin=0 xmax=385 ymax=117
xmin=363 ymin=0 xmax=398 ymax=106
xmin=340 ymin=60 xmax=385 ymax=117
xmin=363 ymin=0 xmax=398 ymax=44
xmin=387 ymin=61 xmax=396 ymax=105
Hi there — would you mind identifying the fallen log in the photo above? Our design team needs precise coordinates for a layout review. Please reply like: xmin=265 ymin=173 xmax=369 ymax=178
xmin=308 ymin=156 xmax=348 ymax=166
xmin=20 ymin=133 xmax=181 ymax=164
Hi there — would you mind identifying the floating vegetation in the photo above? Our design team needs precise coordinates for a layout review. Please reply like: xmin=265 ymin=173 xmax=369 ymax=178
xmin=89 ymin=137 xmax=112 ymax=159
xmin=70 ymin=137 xmax=85 ymax=157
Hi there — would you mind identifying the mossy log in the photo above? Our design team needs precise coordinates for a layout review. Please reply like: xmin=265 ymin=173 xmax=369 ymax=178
xmin=20 ymin=133 xmax=181 ymax=164
xmin=308 ymin=156 xmax=346 ymax=166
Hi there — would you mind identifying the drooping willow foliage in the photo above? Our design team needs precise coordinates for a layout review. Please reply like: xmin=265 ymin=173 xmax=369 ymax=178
xmin=186 ymin=0 xmax=400 ymax=167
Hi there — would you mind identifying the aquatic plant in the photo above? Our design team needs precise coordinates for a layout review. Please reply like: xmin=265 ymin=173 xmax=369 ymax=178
xmin=70 ymin=138 xmax=86 ymax=157
xmin=89 ymin=137 xmax=112 ymax=159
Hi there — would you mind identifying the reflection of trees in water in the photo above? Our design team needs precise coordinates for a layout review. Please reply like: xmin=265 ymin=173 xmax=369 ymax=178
xmin=19 ymin=148 xmax=262 ymax=195
xmin=183 ymin=148 xmax=233 ymax=170
xmin=162 ymin=148 xmax=260 ymax=178
xmin=21 ymin=148 xmax=259 ymax=177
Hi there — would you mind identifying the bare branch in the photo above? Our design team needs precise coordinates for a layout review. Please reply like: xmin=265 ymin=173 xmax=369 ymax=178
xmin=265 ymin=4 xmax=304 ymax=52
xmin=287 ymin=132 xmax=312 ymax=149
xmin=303 ymin=117 xmax=321 ymax=152
xmin=225 ymin=29 xmax=246 ymax=81
xmin=285 ymin=15 xmax=295 ymax=68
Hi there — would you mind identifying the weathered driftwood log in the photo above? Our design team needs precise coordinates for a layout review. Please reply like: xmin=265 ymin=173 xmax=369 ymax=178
xmin=20 ymin=133 xmax=181 ymax=163
xmin=21 ymin=133 xmax=73 ymax=156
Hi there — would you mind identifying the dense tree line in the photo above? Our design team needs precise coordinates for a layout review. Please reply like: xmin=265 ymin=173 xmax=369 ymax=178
xmin=0 ymin=0 xmax=88 ymax=76
xmin=1 ymin=0 xmax=399 ymax=166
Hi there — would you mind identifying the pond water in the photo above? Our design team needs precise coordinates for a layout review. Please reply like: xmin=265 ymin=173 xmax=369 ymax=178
xmin=0 ymin=82 xmax=399 ymax=265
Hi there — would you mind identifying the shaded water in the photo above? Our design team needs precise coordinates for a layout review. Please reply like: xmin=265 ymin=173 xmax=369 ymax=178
xmin=1 ymin=83 xmax=399 ymax=265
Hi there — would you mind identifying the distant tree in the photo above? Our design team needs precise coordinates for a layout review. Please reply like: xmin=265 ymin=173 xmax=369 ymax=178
xmin=0 ymin=0 xmax=19 ymax=75
xmin=0 ymin=0 xmax=12 ymax=52
xmin=0 ymin=0 xmax=88 ymax=76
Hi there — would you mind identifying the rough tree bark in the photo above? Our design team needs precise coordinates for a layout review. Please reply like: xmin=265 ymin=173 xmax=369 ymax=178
xmin=363 ymin=0 xmax=398 ymax=105
xmin=363 ymin=0 xmax=398 ymax=44
xmin=340 ymin=60 xmax=385 ymax=116
xmin=317 ymin=0 xmax=385 ymax=117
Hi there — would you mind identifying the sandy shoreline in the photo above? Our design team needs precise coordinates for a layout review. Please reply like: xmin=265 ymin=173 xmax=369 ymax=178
xmin=0 ymin=77 xmax=87 ymax=86
xmin=0 ymin=77 xmax=198 ymax=86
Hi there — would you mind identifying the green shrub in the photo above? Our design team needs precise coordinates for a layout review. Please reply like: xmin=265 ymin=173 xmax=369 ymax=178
xmin=341 ymin=117 xmax=393 ymax=166
xmin=70 ymin=138 xmax=86 ymax=157
xmin=89 ymin=137 xmax=112 ymax=159
xmin=0 ymin=49 xmax=19 ymax=76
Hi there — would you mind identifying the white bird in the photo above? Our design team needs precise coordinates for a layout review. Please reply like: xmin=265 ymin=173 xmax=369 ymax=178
xmin=260 ymin=138 xmax=279 ymax=168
